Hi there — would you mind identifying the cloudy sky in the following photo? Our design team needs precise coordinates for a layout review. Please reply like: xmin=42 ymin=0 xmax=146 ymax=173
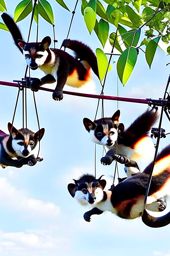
xmin=0 ymin=1 xmax=170 ymax=256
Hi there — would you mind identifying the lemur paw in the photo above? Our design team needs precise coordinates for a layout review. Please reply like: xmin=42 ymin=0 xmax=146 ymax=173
xmin=101 ymin=156 xmax=113 ymax=165
xmin=157 ymin=198 xmax=167 ymax=211
xmin=30 ymin=78 xmax=41 ymax=91
xmin=53 ymin=90 xmax=63 ymax=101
xmin=27 ymin=156 xmax=37 ymax=166
xmin=83 ymin=212 xmax=91 ymax=222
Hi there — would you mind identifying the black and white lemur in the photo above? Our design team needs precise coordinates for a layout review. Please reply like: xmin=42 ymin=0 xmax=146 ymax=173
xmin=83 ymin=108 xmax=159 ymax=176
xmin=1 ymin=13 xmax=99 ymax=101
xmin=0 ymin=123 xmax=45 ymax=168
xmin=68 ymin=144 xmax=170 ymax=228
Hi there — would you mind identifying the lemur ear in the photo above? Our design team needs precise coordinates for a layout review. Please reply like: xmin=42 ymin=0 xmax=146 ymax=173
xmin=98 ymin=175 xmax=106 ymax=189
xmin=41 ymin=36 xmax=51 ymax=49
xmin=83 ymin=118 xmax=96 ymax=132
xmin=34 ymin=128 xmax=45 ymax=141
xmin=112 ymin=110 xmax=120 ymax=122
xmin=17 ymin=39 xmax=25 ymax=52
xmin=8 ymin=122 xmax=19 ymax=137
xmin=118 ymin=123 xmax=124 ymax=133
xmin=67 ymin=183 xmax=76 ymax=197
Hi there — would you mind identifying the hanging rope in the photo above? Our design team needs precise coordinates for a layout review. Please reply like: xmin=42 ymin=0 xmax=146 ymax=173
xmin=143 ymin=74 xmax=170 ymax=212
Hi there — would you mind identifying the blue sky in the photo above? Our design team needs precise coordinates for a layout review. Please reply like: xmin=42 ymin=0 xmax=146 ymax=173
xmin=0 ymin=1 xmax=170 ymax=256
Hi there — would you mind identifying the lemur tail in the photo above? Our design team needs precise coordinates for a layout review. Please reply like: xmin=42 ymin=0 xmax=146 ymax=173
xmin=1 ymin=13 xmax=23 ymax=53
xmin=143 ymin=144 xmax=170 ymax=175
xmin=142 ymin=145 xmax=170 ymax=228
xmin=120 ymin=108 xmax=159 ymax=146
xmin=62 ymin=39 xmax=99 ymax=78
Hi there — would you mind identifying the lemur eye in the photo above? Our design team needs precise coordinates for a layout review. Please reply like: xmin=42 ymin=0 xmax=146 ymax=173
xmin=96 ymin=131 xmax=103 ymax=137
xmin=29 ymin=140 xmax=35 ymax=146
xmin=25 ymin=54 xmax=30 ymax=58
xmin=92 ymin=182 xmax=99 ymax=187
xmin=82 ymin=188 xmax=88 ymax=194
xmin=18 ymin=141 xmax=24 ymax=146
xmin=109 ymin=131 xmax=115 ymax=136
xmin=36 ymin=54 xmax=43 ymax=58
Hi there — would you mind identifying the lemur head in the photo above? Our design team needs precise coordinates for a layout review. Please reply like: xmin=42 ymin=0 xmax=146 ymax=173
xmin=8 ymin=123 xmax=45 ymax=158
xmin=83 ymin=110 xmax=124 ymax=148
xmin=17 ymin=36 xmax=51 ymax=70
xmin=67 ymin=174 xmax=106 ymax=205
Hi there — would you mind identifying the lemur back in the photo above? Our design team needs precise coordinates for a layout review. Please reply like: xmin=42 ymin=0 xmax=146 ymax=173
xmin=2 ymin=13 xmax=99 ymax=101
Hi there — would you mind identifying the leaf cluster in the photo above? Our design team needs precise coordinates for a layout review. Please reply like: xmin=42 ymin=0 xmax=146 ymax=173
xmin=0 ymin=0 xmax=169 ymax=85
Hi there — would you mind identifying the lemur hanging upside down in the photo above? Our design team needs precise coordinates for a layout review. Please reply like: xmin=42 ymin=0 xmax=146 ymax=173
xmin=83 ymin=108 xmax=158 ymax=176
xmin=68 ymin=144 xmax=170 ymax=228
xmin=0 ymin=123 xmax=45 ymax=168
xmin=1 ymin=13 xmax=99 ymax=101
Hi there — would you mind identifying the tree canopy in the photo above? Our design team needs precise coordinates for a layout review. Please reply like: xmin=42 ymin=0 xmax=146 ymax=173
xmin=0 ymin=0 xmax=170 ymax=85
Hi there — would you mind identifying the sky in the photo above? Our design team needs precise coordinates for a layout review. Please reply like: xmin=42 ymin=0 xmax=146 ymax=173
xmin=0 ymin=1 xmax=170 ymax=256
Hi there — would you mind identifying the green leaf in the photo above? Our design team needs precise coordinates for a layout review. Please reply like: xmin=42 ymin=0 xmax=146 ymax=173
xmin=88 ymin=0 xmax=97 ymax=11
xmin=96 ymin=0 xmax=107 ymax=20
xmin=14 ymin=0 xmax=32 ymax=22
xmin=0 ymin=22 xmax=8 ymax=30
xmin=97 ymin=19 xmax=109 ymax=47
xmin=84 ymin=7 xmax=96 ymax=33
xmin=145 ymin=37 xmax=160 ymax=68
xmin=55 ymin=0 xmax=70 ymax=11
xmin=125 ymin=5 xmax=142 ymax=28
xmin=109 ymin=32 xmax=123 ymax=53
xmin=38 ymin=0 xmax=54 ymax=25
xmin=117 ymin=47 xmax=138 ymax=85
xmin=0 ymin=0 xmax=7 ymax=12
xmin=96 ymin=48 xmax=110 ymax=81
xmin=133 ymin=0 xmax=142 ymax=12
xmin=122 ymin=29 xmax=141 ymax=47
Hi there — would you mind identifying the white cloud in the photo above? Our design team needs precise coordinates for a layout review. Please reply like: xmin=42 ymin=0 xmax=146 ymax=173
xmin=0 ymin=177 xmax=60 ymax=219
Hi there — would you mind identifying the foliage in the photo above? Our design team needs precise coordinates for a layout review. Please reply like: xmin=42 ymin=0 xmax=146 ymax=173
xmin=0 ymin=0 xmax=169 ymax=85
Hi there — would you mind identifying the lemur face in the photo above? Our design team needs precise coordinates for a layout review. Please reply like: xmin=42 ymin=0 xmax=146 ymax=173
xmin=83 ymin=110 xmax=124 ymax=148
xmin=8 ymin=123 xmax=45 ymax=158
xmin=67 ymin=174 xmax=106 ymax=205
xmin=17 ymin=36 xmax=51 ymax=70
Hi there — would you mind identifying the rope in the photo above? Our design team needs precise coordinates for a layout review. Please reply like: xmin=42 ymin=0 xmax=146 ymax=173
xmin=143 ymin=75 xmax=170 ymax=211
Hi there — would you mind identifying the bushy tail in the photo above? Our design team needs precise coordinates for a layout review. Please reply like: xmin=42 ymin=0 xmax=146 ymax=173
xmin=62 ymin=39 xmax=99 ymax=78
xmin=1 ymin=13 xmax=23 ymax=53
xmin=144 ymin=144 xmax=170 ymax=175
xmin=119 ymin=108 xmax=159 ymax=146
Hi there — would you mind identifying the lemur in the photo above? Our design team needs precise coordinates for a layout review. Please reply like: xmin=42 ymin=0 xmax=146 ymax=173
xmin=68 ymin=144 xmax=170 ymax=228
xmin=0 ymin=122 xmax=45 ymax=168
xmin=1 ymin=13 xmax=99 ymax=101
xmin=83 ymin=108 xmax=158 ymax=177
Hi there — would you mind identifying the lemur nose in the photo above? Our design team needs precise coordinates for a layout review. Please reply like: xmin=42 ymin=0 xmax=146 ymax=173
xmin=107 ymin=138 xmax=112 ymax=146
xmin=22 ymin=149 xmax=29 ymax=156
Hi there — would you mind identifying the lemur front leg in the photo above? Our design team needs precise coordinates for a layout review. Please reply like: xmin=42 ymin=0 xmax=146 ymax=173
xmin=29 ymin=74 xmax=56 ymax=91
xmin=101 ymin=148 xmax=139 ymax=169
xmin=84 ymin=207 xmax=103 ymax=222
xmin=52 ymin=61 xmax=69 ymax=101
xmin=1 ymin=154 xmax=39 ymax=168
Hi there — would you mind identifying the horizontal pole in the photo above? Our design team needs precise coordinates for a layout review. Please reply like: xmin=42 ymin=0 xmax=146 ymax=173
xmin=0 ymin=80 xmax=169 ymax=107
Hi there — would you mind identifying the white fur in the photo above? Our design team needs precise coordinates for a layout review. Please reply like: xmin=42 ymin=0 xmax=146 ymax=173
xmin=74 ymin=191 xmax=89 ymax=206
xmin=12 ymin=139 xmax=32 ymax=158
xmin=35 ymin=50 xmax=48 ymax=66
